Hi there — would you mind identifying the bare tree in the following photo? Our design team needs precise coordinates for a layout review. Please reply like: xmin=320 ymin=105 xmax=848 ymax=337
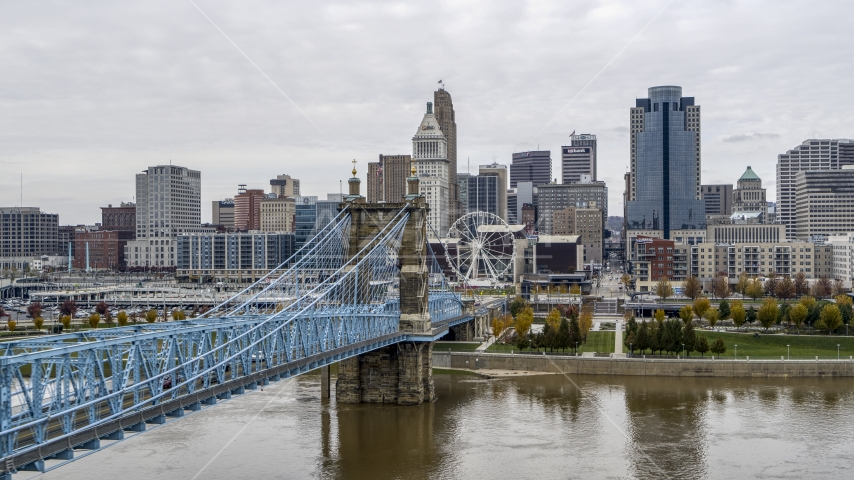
xmin=833 ymin=278 xmax=846 ymax=296
xmin=764 ymin=270 xmax=779 ymax=298
xmin=775 ymin=276 xmax=796 ymax=303
xmin=794 ymin=272 xmax=809 ymax=297
xmin=811 ymin=276 xmax=833 ymax=299
xmin=711 ymin=275 xmax=730 ymax=300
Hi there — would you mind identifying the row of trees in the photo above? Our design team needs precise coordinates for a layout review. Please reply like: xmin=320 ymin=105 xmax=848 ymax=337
xmin=654 ymin=271 xmax=846 ymax=302
xmin=530 ymin=284 xmax=583 ymax=295
xmin=2 ymin=299 xmax=205 ymax=333
xmin=500 ymin=298 xmax=595 ymax=353
xmin=669 ymin=294 xmax=853 ymax=335
xmin=624 ymin=316 xmax=727 ymax=357
xmin=515 ymin=305 xmax=594 ymax=353
xmin=695 ymin=295 xmax=854 ymax=335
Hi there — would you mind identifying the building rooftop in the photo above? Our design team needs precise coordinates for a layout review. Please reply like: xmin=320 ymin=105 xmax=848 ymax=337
xmin=739 ymin=166 xmax=761 ymax=181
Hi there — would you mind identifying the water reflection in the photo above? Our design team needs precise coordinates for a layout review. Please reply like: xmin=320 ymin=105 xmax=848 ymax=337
xmin=317 ymin=374 xmax=854 ymax=480
xmin=622 ymin=377 xmax=710 ymax=479
xmin=322 ymin=396 xmax=438 ymax=479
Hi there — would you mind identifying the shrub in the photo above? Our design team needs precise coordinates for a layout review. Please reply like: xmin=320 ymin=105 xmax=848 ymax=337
xmin=88 ymin=313 xmax=101 ymax=329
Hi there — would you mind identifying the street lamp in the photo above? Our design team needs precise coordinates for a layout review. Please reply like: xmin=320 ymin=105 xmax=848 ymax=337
xmin=838 ymin=344 xmax=840 ymax=361
xmin=576 ymin=342 xmax=579 ymax=356
xmin=682 ymin=343 xmax=685 ymax=358
xmin=787 ymin=344 xmax=790 ymax=361
xmin=735 ymin=344 xmax=738 ymax=360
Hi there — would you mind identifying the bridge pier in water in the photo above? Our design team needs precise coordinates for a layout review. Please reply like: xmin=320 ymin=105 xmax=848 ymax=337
xmin=336 ymin=167 xmax=436 ymax=406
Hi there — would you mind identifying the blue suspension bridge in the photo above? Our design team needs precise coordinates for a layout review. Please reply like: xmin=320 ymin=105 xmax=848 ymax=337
xmin=0 ymin=187 xmax=494 ymax=478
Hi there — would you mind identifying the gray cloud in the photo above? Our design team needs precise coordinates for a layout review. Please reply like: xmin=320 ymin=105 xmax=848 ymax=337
xmin=1 ymin=0 xmax=853 ymax=224
xmin=721 ymin=133 xmax=782 ymax=143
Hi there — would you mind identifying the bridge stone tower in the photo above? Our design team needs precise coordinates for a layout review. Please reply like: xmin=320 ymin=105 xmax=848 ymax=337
xmin=336 ymin=161 xmax=436 ymax=405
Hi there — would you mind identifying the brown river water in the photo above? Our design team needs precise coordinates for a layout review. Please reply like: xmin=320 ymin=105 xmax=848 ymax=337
xmin=30 ymin=371 xmax=854 ymax=479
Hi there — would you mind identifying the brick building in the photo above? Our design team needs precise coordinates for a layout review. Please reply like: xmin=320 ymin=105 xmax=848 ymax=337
xmin=234 ymin=186 xmax=265 ymax=231
xmin=73 ymin=229 xmax=121 ymax=270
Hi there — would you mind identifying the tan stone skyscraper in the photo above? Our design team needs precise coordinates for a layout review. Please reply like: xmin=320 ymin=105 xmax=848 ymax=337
xmin=434 ymin=88 xmax=458 ymax=225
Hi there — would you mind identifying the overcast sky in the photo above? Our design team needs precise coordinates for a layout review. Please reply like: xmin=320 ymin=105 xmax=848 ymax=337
xmin=1 ymin=0 xmax=852 ymax=225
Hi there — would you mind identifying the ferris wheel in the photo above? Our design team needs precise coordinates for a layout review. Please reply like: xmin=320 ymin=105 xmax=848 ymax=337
xmin=444 ymin=212 xmax=516 ymax=286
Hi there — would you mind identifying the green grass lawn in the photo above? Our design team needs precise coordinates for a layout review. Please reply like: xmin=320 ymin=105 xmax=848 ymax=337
xmin=693 ymin=331 xmax=854 ymax=359
xmin=486 ymin=331 xmax=615 ymax=354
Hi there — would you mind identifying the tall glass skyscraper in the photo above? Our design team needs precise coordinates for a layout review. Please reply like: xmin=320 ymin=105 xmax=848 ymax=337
xmin=626 ymin=86 xmax=705 ymax=238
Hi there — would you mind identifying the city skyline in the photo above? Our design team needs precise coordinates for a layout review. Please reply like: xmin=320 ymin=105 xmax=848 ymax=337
xmin=1 ymin=1 xmax=853 ymax=225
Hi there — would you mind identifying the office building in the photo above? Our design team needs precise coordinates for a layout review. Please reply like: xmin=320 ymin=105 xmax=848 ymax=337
xmin=212 ymin=199 xmax=235 ymax=230
xmin=58 ymin=225 xmax=76 ymax=260
xmin=701 ymin=184 xmax=733 ymax=216
xmin=552 ymin=205 xmax=603 ymax=264
xmin=536 ymin=181 xmax=607 ymax=235
xmin=507 ymin=189 xmax=517 ymax=224
xmin=413 ymin=102 xmax=451 ymax=235
xmin=707 ymin=224 xmax=786 ymax=244
xmin=367 ymin=154 xmax=412 ymax=203
xmin=458 ymin=173 xmax=501 ymax=218
xmin=511 ymin=151 xmax=551 ymax=188
xmin=479 ymin=162 xmax=508 ymax=220
xmin=101 ymin=203 xmax=136 ymax=237
xmin=509 ymin=182 xmax=534 ymax=225
xmin=0 ymin=207 xmax=60 ymax=258
xmin=260 ymin=194 xmax=296 ymax=232
xmin=776 ymin=139 xmax=854 ymax=238
xmin=523 ymin=235 xmax=584 ymax=275
xmin=292 ymin=195 xmax=342 ymax=252
xmin=367 ymin=162 xmax=382 ymax=203
xmin=234 ymin=186 xmax=265 ymax=231
xmin=458 ymin=174 xmax=470 ymax=214
xmin=124 ymin=164 xmax=205 ymax=268
xmin=294 ymin=196 xmax=319 ymax=252
xmin=521 ymin=204 xmax=536 ymax=234
xmin=315 ymin=197 xmax=340 ymax=231
xmin=795 ymin=166 xmax=854 ymax=240
xmin=829 ymin=233 xmax=854 ymax=289
xmin=270 ymin=174 xmax=300 ymax=197
xmin=73 ymin=229 xmax=121 ymax=270
xmin=176 ymin=231 xmax=295 ymax=282
xmin=132 ymin=165 xmax=202 ymax=240
xmin=626 ymin=86 xmax=705 ymax=238
xmin=725 ymin=166 xmax=771 ymax=224
xmin=561 ymin=134 xmax=597 ymax=184
xmin=434 ymin=88 xmax=459 ymax=223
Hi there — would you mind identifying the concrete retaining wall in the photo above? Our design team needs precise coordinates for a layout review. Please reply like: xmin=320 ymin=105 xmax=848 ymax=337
xmin=433 ymin=352 xmax=854 ymax=378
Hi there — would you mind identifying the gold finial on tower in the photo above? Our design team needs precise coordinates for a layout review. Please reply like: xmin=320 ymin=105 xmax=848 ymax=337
xmin=410 ymin=157 xmax=416 ymax=176
xmin=351 ymin=159 xmax=357 ymax=177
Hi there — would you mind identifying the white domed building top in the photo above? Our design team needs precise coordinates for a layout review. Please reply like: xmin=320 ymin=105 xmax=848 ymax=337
xmin=412 ymin=102 xmax=451 ymax=236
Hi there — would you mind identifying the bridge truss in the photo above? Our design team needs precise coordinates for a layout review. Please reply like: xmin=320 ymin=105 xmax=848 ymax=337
xmin=0 ymin=206 xmax=467 ymax=476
